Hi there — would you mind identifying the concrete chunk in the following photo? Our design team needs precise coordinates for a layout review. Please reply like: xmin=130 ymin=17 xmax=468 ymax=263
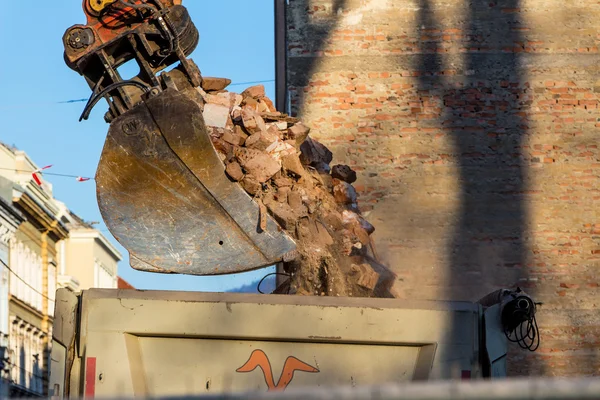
xmin=300 ymin=137 xmax=333 ymax=166
xmin=331 ymin=164 xmax=357 ymax=184
xmin=203 ymin=103 xmax=229 ymax=128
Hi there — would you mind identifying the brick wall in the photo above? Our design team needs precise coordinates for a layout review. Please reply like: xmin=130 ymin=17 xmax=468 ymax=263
xmin=286 ymin=0 xmax=600 ymax=376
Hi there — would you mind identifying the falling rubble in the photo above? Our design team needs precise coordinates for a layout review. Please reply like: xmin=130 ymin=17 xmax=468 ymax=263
xmin=195 ymin=77 xmax=396 ymax=298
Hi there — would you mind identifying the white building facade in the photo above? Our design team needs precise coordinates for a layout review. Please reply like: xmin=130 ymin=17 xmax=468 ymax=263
xmin=0 ymin=197 xmax=24 ymax=398
xmin=55 ymin=206 xmax=122 ymax=292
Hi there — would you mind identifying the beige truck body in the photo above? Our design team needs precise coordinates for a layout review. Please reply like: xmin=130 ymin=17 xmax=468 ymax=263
xmin=49 ymin=288 xmax=508 ymax=398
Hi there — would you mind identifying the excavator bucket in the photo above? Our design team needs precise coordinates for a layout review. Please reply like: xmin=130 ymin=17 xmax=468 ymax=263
xmin=63 ymin=0 xmax=296 ymax=275
xmin=97 ymin=88 xmax=296 ymax=275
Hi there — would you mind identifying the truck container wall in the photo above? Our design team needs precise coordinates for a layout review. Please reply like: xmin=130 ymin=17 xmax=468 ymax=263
xmin=50 ymin=289 xmax=491 ymax=398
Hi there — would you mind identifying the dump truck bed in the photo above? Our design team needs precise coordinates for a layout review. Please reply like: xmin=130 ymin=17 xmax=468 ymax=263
xmin=50 ymin=289 xmax=484 ymax=398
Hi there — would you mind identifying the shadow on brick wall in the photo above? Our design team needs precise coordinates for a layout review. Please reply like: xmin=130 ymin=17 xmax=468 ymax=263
xmin=286 ymin=0 xmax=347 ymax=96
xmin=414 ymin=0 xmax=539 ymax=375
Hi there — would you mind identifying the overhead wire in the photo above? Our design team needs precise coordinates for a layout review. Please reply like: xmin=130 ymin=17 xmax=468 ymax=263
xmin=0 ymin=259 xmax=53 ymax=301
xmin=229 ymin=79 xmax=275 ymax=87
xmin=0 ymin=167 xmax=94 ymax=181
xmin=0 ymin=79 xmax=275 ymax=110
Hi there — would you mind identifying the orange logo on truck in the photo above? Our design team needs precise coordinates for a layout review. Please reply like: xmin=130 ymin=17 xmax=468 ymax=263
xmin=236 ymin=349 xmax=319 ymax=392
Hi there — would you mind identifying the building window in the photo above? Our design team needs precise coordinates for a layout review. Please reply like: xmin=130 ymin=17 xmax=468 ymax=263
xmin=9 ymin=242 xmax=43 ymax=312
xmin=8 ymin=317 xmax=44 ymax=395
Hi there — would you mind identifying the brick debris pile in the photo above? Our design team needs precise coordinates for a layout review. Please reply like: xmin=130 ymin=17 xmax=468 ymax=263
xmin=195 ymin=77 xmax=395 ymax=297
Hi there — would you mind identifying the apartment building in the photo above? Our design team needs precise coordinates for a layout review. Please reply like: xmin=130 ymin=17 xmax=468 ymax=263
xmin=0 ymin=142 xmax=122 ymax=397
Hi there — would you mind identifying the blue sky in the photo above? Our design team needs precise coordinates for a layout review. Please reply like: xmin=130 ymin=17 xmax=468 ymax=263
xmin=0 ymin=1 xmax=277 ymax=292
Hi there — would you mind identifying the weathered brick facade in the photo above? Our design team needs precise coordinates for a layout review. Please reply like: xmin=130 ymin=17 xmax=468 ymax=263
xmin=286 ymin=0 xmax=599 ymax=376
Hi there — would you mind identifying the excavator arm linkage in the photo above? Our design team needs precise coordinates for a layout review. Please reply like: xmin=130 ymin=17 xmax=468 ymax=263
xmin=62 ymin=0 xmax=296 ymax=275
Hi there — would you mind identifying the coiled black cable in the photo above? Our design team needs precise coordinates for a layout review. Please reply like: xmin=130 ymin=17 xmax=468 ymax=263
xmin=257 ymin=272 xmax=291 ymax=294
xmin=503 ymin=295 xmax=540 ymax=351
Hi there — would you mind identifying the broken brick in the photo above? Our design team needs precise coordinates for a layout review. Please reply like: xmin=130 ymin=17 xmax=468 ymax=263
xmin=288 ymin=123 xmax=311 ymax=146
xmin=287 ymin=189 xmax=303 ymax=209
xmin=235 ymin=147 xmax=281 ymax=183
xmin=259 ymin=96 xmax=277 ymax=112
xmin=242 ymin=109 xmax=267 ymax=134
xmin=222 ymin=130 xmax=246 ymax=146
xmin=266 ymin=200 xmax=297 ymax=230
xmin=342 ymin=210 xmax=375 ymax=234
xmin=205 ymin=92 xmax=234 ymax=108
xmin=242 ymin=96 xmax=259 ymax=108
xmin=242 ymin=84 xmax=266 ymax=99
xmin=245 ymin=129 xmax=278 ymax=151
xmin=274 ymin=177 xmax=293 ymax=188
xmin=201 ymin=77 xmax=231 ymax=92
xmin=231 ymin=106 xmax=243 ymax=122
xmin=242 ymin=175 xmax=261 ymax=196
xmin=352 ymin=224 xmax=371 ymax=246
xmin=355 ymin=264 xmax=380 ymax=291
xmin=225 ymin=161 xmax=244 ymax=182
xmin=257 ymin=99 xmax=272 ymax=113
xmin=332 ymin=179 xmax=358 ymax=204
xmin=312 ymin=220 xmax=334 ymax=246
xmin=281 ymin=153 xmax=305 ymax=177
xmin=210 ymin=138 xmax=233 ymax=158
xmin=323 ymin=211 xmax=344 ymax=230
xmin=276 ymin=186 xmax=291 ymax=203
xmin=261 ymin=112 xmax=284 ymax=121
xmin=266 ymin=141 xmax=296 ymax=161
